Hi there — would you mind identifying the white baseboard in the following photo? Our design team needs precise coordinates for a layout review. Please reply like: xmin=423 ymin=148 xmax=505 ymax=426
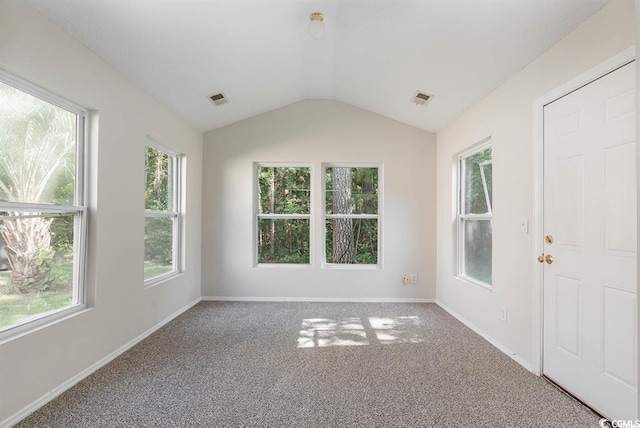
xmin=202 ymin=296 xmax=435 ymax=303
xmin=1 ymin=297 xmax=202 ymax=428
xmin=435 ymin=300 xmax=534 ymax=373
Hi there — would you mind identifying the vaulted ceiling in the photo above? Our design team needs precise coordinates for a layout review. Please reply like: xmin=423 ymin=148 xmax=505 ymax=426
xmin=28 ymin=0 xmax=609 ymax=133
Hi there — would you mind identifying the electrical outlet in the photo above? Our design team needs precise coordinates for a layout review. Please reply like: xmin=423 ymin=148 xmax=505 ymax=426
xmin=410 ymin=274 xmax=418 ymax=284
xmin=500 ymin=307 xmax=507 ymax=323
xmin=403 ymin=275 xmax=410 ymax=285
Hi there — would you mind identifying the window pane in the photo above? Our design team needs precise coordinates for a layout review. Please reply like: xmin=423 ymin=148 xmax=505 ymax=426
xmin=326 ymin=167 xmax=378 ymax=215
xmin=325 ymin=218 xmax=378 ymax=264
xmin=258 ymin=167 xmax=310 ymax=215
xmin=257 ymin=218 xmax=309 ymax=264
xmin=144 ymin=216 xmax=175 ymax=280
xmin=0 ymin=212 xmax=77 ymax=329
xmin=462 ymin=219 xmax=492 ymax=285
xmin=463 ymin=148 xmax=492 ymax=214
xmin=0 ymin=81 xmax=77 ymax=205
xmin=145 ymin=146 xmax=174 ymax=211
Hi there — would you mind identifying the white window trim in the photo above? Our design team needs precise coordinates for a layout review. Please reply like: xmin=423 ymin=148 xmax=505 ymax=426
xmin=144 ymin=139 xmax=183 ymax=286
xmin=321 ymin=163 xmax=383 ymax=269
xmin=456 ymin=139 xmax=492 ymax=289
xmin=253 ymin=162 xmax=314 ymax=267
xmin=0 ymin=70 xmax=89 ymax=341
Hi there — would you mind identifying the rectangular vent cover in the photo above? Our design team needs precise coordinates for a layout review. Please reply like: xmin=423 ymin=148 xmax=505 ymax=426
xmin=209 ymin=93 xmax=229 ymax=106
xmin=412 ymin=91 xmax=433 ymax=106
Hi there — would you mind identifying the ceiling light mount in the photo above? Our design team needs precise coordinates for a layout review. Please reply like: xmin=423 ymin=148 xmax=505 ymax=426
xmin=308 ymin=12 xmax=325 ymax=40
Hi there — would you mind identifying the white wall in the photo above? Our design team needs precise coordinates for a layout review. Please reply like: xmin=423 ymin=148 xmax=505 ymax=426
xmin=202 ymin=100 xmax=436 ymax=300
xmin=436 ymin=0 xmax=635 ymax=369
xmin=0 ymin=1 xmax=203 ymax=423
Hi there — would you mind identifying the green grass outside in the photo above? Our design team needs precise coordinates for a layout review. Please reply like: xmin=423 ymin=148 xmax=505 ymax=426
xmin=144 ymin=261 xmax=173 ymax=281
xmin=0 ymin=290 xmax=73 ymax=329
xmin=1 ymin=260 xmax=173 ymax=329
xmin=0 ymin=259 xmax=74 ymax=329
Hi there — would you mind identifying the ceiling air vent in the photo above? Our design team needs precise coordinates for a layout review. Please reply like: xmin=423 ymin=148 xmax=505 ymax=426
xmin=412 ymin=91 xmax=433 ymax=106
xmin=209 ymin=93 xmax=229 ymax=106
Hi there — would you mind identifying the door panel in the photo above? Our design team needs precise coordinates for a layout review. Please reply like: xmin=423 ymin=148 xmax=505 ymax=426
xmin=602 ymin=285 xmax=637 ymax=388
xmin=603 ymin=141 xmax=636 ymax=255
xmin=543 ymin=60 xmax=637 ymax=420
xmin=555 ymin=274 xmax=581 ymax=358
xmin=605 ymin=88 xmax=634 ymax=121
xmin=555 ymin=155 xmax=584 ymax=249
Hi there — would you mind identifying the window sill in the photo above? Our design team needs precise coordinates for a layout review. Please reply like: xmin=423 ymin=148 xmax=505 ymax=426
xmin=0 ymin=303 xmax=90 ymax=345
xmin=144 ymin=270 xmax=182 ymax=288
xmin=455 ymin=274 xmax=492 ymax=291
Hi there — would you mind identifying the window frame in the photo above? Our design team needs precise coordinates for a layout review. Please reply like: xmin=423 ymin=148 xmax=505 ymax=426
xmin=253 ymin=163 xmax=313 ymax=267
xmin=144 ymin=139 xmax=183 ymax=286
xmin=456 ymin=139 xmax=493 ymax=289
xmin=321 ymin=163 xmax=383 ymax=269
xmin=0 ymin=69 xmax=89 ymax=340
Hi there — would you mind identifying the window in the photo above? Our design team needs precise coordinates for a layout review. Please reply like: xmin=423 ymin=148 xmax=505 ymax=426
xmin=0 ymin=71 xmax=87 ymax=335
xmin=323 ymin=165 xmax=380 ymax=266
xmin=255 ymin=165 xmax=311 ymax=265
xmin=144 ymin=142 xmax=182 ymax=283
xmin=457 ymin=142 xmax=492 ymax=287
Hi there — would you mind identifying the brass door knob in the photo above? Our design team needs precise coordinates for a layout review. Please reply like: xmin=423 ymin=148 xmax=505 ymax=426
xmin=538 ymin=254 xmax=554 ymax=264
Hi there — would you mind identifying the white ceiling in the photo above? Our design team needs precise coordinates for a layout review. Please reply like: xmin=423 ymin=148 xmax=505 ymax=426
xmin=27 ymin=0 xmax=609 ymax=133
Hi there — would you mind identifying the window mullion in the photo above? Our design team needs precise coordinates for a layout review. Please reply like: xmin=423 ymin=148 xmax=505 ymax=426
xmin=257 ymin=213 xmax=310 ymax=219
xmin=145 ymin=210 xmax=179 ymax=217
xmin=325 ymin=214 xmax=378 ymax=219
xmin=459 ymin=214 xmax=492 ymax=221
xmin=0 ymin=202 xmax=83 ymax=213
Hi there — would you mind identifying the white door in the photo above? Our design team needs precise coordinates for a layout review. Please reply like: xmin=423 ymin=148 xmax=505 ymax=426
xmin=543 ymin=60 xmax=637 ymax=420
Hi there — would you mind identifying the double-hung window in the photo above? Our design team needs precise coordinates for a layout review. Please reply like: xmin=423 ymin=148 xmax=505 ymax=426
xmin=457 ymin=142 xmax=493 ymax=287
xmin=323 ymin=165 xmax=381 ymax=266
xmin=144 ymin=141 xmax=182 ymax=283
xmin=0 ymin=71 xmax=87 ymax=335
xmin=255 ymin=164 xmax=312 ymax=265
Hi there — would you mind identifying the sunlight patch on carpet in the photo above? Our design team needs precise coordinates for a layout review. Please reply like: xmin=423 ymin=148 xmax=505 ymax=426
xmin=297 ymin=316 xmax=424 ymax=348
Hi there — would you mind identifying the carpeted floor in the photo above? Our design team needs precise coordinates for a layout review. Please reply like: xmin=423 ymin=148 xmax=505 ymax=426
xmin=18 ymin=302 xmax=601 ymax=427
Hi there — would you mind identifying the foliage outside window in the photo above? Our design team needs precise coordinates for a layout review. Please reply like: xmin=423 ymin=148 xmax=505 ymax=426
xmin=256 ymin=165 xmax=311 ymax=264
xmin=145 ymin=143 xmax=181 ymax=282
xmin=0 ymin=72 xmax=87 ymax=333
xmin=324 ymin=165 xmax=380 ymax=266
xmin=458 ymin=143 xmax=492 ymax=286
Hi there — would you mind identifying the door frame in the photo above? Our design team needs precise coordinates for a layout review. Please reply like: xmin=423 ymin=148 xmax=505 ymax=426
xmin=531 ymin=46 xmax=636 ymax=376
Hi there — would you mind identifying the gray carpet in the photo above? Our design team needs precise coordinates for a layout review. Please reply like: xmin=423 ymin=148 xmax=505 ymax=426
xmin=18 ymin=302 xmax=600 ymax=427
